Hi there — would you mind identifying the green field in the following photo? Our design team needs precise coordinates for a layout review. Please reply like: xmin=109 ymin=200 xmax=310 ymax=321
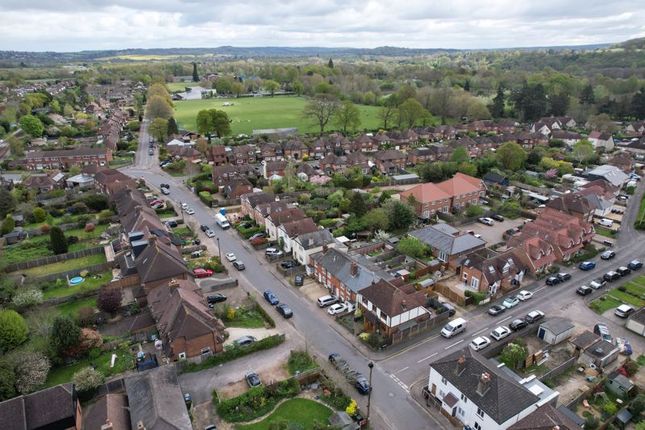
xmin=237 ymin=398 xmax=332 ymax=430
xmin=167 ymin=82 xmax=199 ymax=92
xmin=173 ymin=96 xmax=382 ymax=135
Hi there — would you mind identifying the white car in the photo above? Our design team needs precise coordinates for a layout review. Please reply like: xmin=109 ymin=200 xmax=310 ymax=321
xmin=185 ymin=207 xmax=195 ymax=215
xmin=502 ymin=296 xmax=520 ymax=309
xmin=516 ymin=290 xmax=533 ymax=301
xmin=225 ymin=253 xmax=237 ymax=262
xmin=181 ymin=202 xmax=189 ymax=210
xmin=490 ymin=326 xmax=511 ymax=341
xmin=327 ymin=303 xmax=347 ymax=315
xmin=205 ymin=229 xmax=216 ymax=238
xmin=470 ymin=336 xmax=491 ymax=351
xmin=615 ymin=304 xmax=634 ymax=318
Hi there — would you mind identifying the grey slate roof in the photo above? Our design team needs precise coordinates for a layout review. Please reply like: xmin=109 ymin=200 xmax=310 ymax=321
xmin=430 ymin=348 xmax=539 ymax=425
xmin=539 ymin=318 xmax=575 ymax=335
xmin=124 ymin=366 xmax=192 ymax=430
xmin=294 ymin=229 xmax=335 ymax=250
xmin=508 ymin=403 xmax=582 ymax=430
xmin=310 ymin=248 xmax=383 ymax=293
xmin=0 ymin=383 xmax=77 ymax=430
xmin=586 ymin=165 xmax=629 ymax=187
xmin=410 ymin=224 xmax=486 ymax=255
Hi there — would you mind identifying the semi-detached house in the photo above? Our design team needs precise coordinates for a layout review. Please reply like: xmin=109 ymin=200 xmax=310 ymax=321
xmin=277 ymin=217 xmax=318 ymax=252
xmin=292 ymin=229 xmax=336 ymax=267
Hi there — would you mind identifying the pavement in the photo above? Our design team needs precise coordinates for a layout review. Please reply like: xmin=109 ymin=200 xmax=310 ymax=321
xmin=122 ymin=131 xmax=645 ymax=430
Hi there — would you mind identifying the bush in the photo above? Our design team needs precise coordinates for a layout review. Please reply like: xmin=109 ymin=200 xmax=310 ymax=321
xmin=198 ymin=191 xmax=214 ymax=207
xmin=11 ymin=289 xmax=44 ymax=309
xmin=287 ymin=350 xmax=318 ymax=375
xmin=0 ymin=310 xmax=29 ymax=353
xmin=216 ymin=378 xmax=301 ymax=422
xmin=465 ymin=290 xmax=487 ymax=305
xmin=49 ymin=226 xmax=68 ymax=254
xmin=97 ymin=286 xmax=122 ymax=314
xmin=1 ymin=215 xmax=15 ymax=235
xmin=320 ymin=378 xmax=352 ymax=411
xmin=32 ymin=207 xmax=47 ymax=223
xmin=15 ymin=352 xmax=50 ymax=394
xmin=465 ymin=205 xmax=485 ymax=218
xmin=72 ymin=366 xmax=104 ymax=393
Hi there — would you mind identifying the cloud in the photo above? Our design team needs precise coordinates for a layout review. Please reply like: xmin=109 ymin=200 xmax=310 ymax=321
xmin=0 ymin=0 xmax=643 ymax=51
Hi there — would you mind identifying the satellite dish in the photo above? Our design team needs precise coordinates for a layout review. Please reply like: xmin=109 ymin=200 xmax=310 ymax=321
xmin=154 ymin=339 xmax=163 ymax=350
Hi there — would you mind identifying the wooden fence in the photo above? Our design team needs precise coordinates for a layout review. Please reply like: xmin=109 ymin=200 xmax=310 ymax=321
xmin=540 ymin=356 xmax=577 ymax=383
xmin=5 ymin=246 xmax=105 ymax=273
xmin=30 ymin=262 xmax=113 ymax=283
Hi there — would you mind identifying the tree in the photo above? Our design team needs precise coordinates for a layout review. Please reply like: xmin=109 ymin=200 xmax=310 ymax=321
xmin=167 ymin=117 xmax=179 ymax=136
xmin=362 ymin=208 xmax=389 ymax=231
xmin=457 ymin=161 xmax=478 ymax=177
xmin=418 ymin=162 xmax=446 ymax=182
xmin=7 ymin=135 xmax=24 ymax=156
xmin=231 ymin=82 xmax=244 ymax=98
xmin=0 ymin=188 xmax=15 ymax=219
xmin=292 ymin=81 xmax=304 ymax=96
xmin=499 ymin=199 xmax=522 ymax=218
xmin=348 ymin=192 xmax=367 ymax=217
xmin=451 ymin=146 xmax=469 ymax=164
xmin=50 ymin=315 xmax=81 ymax=356
xmin=303 ymin=95 xmax=340 ymax=135
xmin=397 ymin=236 xmax=428 ymax=259
xmin=0 ymin=310 xmax=29 ymax=353
xmin=587 ymin=113 xmax=616 ymax=133
xmin=327 ymin=58 xmax=334 ymax=68
xmin=32 ymin=207 xmax=47 ymax=222
xmin=549 ymin=92 xmax=570 ymax=116
xmin=491 ymin=85 xmax=505 ymax=117
xmin=263 ymin=80 xmax=279 ymax=97
xmin=500 ymin=342 xmax=528 ymax=369
xmin=386 ymin=201 xmax=415 ymax=231
xmin=49 ymin=226 xmax=68 ymax=254
xmin=580 ymin=84 xmax=595 ymax=105
xmin=196 ymin=109 xmax=231 ymax=140
xmin=195 ymin=138 xmax=209 ymax=155
xmin=398 ymin=98 xmax=428 ymax=128
xmin=334 ymin=100 xmax=361 ymax=134
xmin=572 ymin=139 xmax=595 ymax=163
xmin=1 ymin=215 xmax=15 ymax=235
xmin=149 ymin=118 xmax=168 ymax=142
xmin=629 ymin=393 xmax=645 ymax=417
xmin=15 ymin=352 xmax=50 ymax=394
xmin=192 ymin=62 xmax=199 ymax=82
xmin=345 ymin=399 xmax=357 ymax=416
xmin=145 ymin=95 xmax=173 ymax=120
xmin=97 ymin=286 xmax=122 ymax=314
xmin=0 ymin=361 xmax=16 ymax=401
xmin=378 ymin=96 xmax=398 ymax=129
xmin=496 ymin=142 xmax=527 ymax=171
xmin=72 ymin=367 xmax=104 ymax=393
xmin=631 ymin=87 xmax=645 ymax=119
xmin=512 ymin=82 xmax=547 ymax=121
xmin=19 ymin=114 xmax=44 ymax=137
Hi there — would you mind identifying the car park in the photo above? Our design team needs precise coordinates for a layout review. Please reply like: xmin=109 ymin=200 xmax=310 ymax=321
xmin=525 ymin=310 xmax=545 ymax=323
xmin=557 ymin=273 xmax=571 ymax=282
xmin=328 ymin=303 xmax=347 ymax=315
xmin=576 ymin=285 xmax=593 ymax=296
xmin=516 ymin=290 xmax=533 ymax=301
xmin=491 ymin=214 xmax=504 ymax=222
xmin=509 ymin=319 xmax=528 ymax=331
xmin=207 ymin=293 xmax=227 ymax=304
xmin=616 ymin=266 xmax=631 ymax=277
xmin=317 ymin=295 xmax=339 ymax=307
xmin=615 ymin=304 xmax=635 ymax=318
xmin=603 ymin=271 xmax=620 ymax=282
xmin=245 ymin=371 xmax=262 ymax=387
xmin=294 ymin=275 xmax=304 ymax=286
xmin=600 ymin=250 xmax=616 ymax=260
xmin=590 ymin=278 xmax=607 ymax=289
xmin=628 ymin=260 xmax=643 ymax=270
xmin=470 ymin=336 xmax=491 ymax=351
xmin=545 ymin=276 xmax=561 ymax=286
xmin=594 ymin=323 xmax=612 ymax=342
xmin=578 ymin=261 xmax=596 ymax=271
xmin=478 ymin=217 xmax=494 ymax=226
xmin=276 ymin=303 xmax=293 ymax=318
xmin=355 ymin=376 xmax=371 ymax=395
xmin=263 ymin=290 xmax=279 ymax=305
xmin=193 ymin=268 xmax=214 ymax=278
xmin=502 ymin=296 xmax=520 ymax=309
xmin=205 ymin=229 xmax=216 ymax=238
xmin=233 ymin=260 xmax=246 ymax=271
xmin=225 ymin=253 xmax=237 ymax=262
xmin=234 ymin=336 xmax=256 ymax=346
xmin=488 ymin=304 xmax=506 ymax=316
xmin=490 ymin=326 xmax=511 ymax=341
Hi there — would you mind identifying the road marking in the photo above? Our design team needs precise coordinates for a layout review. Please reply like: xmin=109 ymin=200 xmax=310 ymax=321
xmin=380 ymin=334 xmax=441 ymax=364
xmin=444 ymin=339 xmax=464 ymax=350
xmin=417 ymin=352 xmax=438 ymax=363
xmin=389 ymin=374 xmax=410 ymax=393
xmin=498 ymin=315 xmax=513 ymax=323
xmin=471 ymin=327 xmax=489 ymax=337
xmin=533 ymin=286 xmax=546 ymax=294
xmin=394 ymin=366 xmax=409 ymax=374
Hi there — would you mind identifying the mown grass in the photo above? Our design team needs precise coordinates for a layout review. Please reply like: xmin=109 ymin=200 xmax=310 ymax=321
xmin=236 ymin=398 xmax=332 ymax=430
xmin=589 ymin=275 xmax=645 ymax=314
xmin=43 ymin=271 xmax=111 ymax=299
xmin=18 ymin=253 xmax=107 ymax=278
xmin=56 ymin=297 xmax=98 ymax=318
xmin=225 ymin=306 xmax=269 ymax=329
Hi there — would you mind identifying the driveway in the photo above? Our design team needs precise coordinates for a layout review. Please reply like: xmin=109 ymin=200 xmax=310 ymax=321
xmin=463 ymin=217 xmax=525 ymax=245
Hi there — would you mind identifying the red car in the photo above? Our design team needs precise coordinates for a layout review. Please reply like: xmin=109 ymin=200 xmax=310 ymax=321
xmin=193 ymin=268 xmax=214 ymax=278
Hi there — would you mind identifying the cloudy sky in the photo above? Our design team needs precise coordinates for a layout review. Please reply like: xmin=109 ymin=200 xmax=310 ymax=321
xmin=0 ymin=0 xmax=644 ymax=52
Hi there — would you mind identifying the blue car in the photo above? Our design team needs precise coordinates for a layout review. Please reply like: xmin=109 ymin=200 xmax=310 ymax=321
xmin=263 ymin=290 xmax=279 ymax=305
xmin=579 ymin=261 xmax=596 ymax=271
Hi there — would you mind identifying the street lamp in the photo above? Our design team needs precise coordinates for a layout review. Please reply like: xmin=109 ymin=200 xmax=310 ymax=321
xmin=366 ymin=361 xmax=374 ymax=422
xmin=216 ymin=237 xmax=222 ymax=261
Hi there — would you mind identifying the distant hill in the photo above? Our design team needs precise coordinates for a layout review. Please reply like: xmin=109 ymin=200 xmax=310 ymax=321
xmin=617 ymin=37 xmax=645 ymax=49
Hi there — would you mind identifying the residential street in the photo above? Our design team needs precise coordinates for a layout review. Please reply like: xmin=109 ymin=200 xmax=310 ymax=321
xmin=122 ymin=135 xmax=645 ymax=430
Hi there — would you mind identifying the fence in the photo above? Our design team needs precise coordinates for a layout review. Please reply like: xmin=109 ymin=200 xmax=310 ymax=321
xmin=391 ymin=312 xmax=450 ymax=345
xmin=4 ymin=246 xmax=105 ymax=273
xmin=30 ymin=262 xmax=113 ymax=283
xmin=540 ymin=356 xmax=577 ymax=383
xmin=433 ymin=283 xmax=467 ymax=306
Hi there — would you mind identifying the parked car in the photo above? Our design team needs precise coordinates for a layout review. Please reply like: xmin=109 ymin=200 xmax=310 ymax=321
xmin=276 ymin=303 xmax=293 ymax=319
xmin=603 ymin=271 xmax=620 ymax=282
xmin=245 ymin=371 xmax=262 ymax=388
xmin=441 ymin=302 xmax=456 ymax=317
xmin=615 ymin=304 xmax=635 ymax=318
xmin=294 ymin=275 xmax=304 ymax=286
xmin=628 ymin=259 xmax=643 ymax=270
xmin=165 ymin=220 xmax=178 ymax=228
xmin=160 ymin=183 xmax=169 ymax=189
xmin=516 ymin=290 xmax=533 ymax=301
xmin=265 ymin=248 xmax=284 ymax=258
xmin=509 ymin=319 xmax=529 ymax=331
xmin=557 ymin=273 xmax=572 ymax=282
xmin=328 ymin=353 xmax=341 ymax=364
xmin=598 ymin=218 xmax=614 ymax=227
xmin=234 ymin=336 xmax=256 ymax=347
xmin=263 ymin=290 xmax=279 ymax=305
xmin=616 ymin=266 xmax=631 ymax=277
xmin=594 ymin=323 xmax=612 ymax=342
xmin=590 ymin=278 xmax=607 ymax=289
xmin=181 ymin=202 xmax=189 ymax=210
xmin=502 ymin=296 xmax=520 ymax=309
xmin=545 ymin=276 xmax=561 ymax=286
xmin=355 ymin=376 xmax=371 ymax=395
xmin=233 ymin=260 xmax=246 ymax=271
xmin=578 ymin=261 xmax=596 ymax=271
xmin=204 ymin=425 xmax=217 ymax=430
xmin=478 ymin=217 xmax=494 ymax=226
xmin=205 ymin=229 xmax=216 ymax=238
xmin=576 ymin=285 xmax=593 ymax=296
xmin=183 ymin=393 xmax=192 ymax=406
xmin=525 ymin=310 xmax=545 ymax=323
xmin=600 ymin=250 xmax=616 ymax=260
xmin=488 ymin=304 xmax=506 ymax=316
xmin=317 ymin=295 xmax=339 ymax=308
xmin=225 ymin=253 xmax=237 ymax=262
xmin=280 ymin=260 xmax=297 ymax=269
xmin=161 ymin=188 xmax=170 ymax=195
xmin=249 ymin=232 xmax=266 ymax=241
xmin=193 ymin=268 xmax=214 ymax=278
xmin=470 ymin=336 xmax=491 ymax=351
xmin=490 ymin=326 xmax=511 ymax=341
xmin=207 ymin=293 xmax=227 ymax=304
xmin=491 ymin=214 xmax=504 ymax=222
xmin=328 ymin=303 xmax=347 ymax=315
xmin=200 ymin=224 xmax=209 ymax=232
xmin=185 ymin=207 xmax=195 ymax=215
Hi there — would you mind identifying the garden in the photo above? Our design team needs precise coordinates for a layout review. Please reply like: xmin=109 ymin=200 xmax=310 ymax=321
xmin=236 ymin=398 xmax=333 ymax=430
xmin=589 ymin=276 xmax=645 ymax=314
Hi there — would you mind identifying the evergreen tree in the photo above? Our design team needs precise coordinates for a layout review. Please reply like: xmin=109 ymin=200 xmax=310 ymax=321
xmin=167 ymin=117 xmax=179 ymax=136
xmin=49 ymin=226 xmax=68 ymax=255
xmin=580 ymin=84 xmax=595 ymax=105
xmin=327 ymin=58 xmax=334 ymax=68
xmin=192 ymin=62 xmax=199 ymax=82
xmin=463 ymin=79 xmax=470 ymax=92
xmin=491 ymin=84 xmax=505 ymax=118
xmin=631 ymin=87 xmax=645 ymax=119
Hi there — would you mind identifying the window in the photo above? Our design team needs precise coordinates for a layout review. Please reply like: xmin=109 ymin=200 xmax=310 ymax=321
xmin=470 ymin=278 xmax=480 ymax=289
xmin=460 ymin=393 xmax=467 ymax=403
xmin=439 ymin=250 xmax=449 ymax=262
xmin=457 ymin=407 xmax=465 ymax=417
xmin=476 ymin=407 xmax=484 ymax=418
xmin=474 ymin=423 xmax=482 ymax=430
xmin=441 ymin=377 xmax=447 ymax=385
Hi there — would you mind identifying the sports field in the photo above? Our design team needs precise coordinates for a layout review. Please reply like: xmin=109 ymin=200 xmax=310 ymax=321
xmin=173 ymin=95 xmax=382 ymax=135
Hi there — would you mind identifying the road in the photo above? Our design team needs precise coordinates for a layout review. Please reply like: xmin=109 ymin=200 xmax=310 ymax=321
xmin=123 ymin=133 xmax=645 ymax=429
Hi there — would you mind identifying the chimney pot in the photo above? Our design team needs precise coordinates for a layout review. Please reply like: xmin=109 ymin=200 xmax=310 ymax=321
xmin=476 ymin=372 xmax=491 ymax=397
xmin=351 ymin=261 xmax=359 ymax=277
xmin=455 ymin=354 xmax=466 ymax=376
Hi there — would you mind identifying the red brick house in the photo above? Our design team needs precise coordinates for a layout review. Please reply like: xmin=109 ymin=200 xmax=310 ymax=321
xmin=283 ymin=140 xmax=309 ymax=159
xmin=262 ymin=160 xmax=288 ymax=179
xmin=222 ymin=177 xmax=253 ymax=199
xmin=240 ymin=191 xmax=275 ymax=217
xmin=208 ymin=145 xmax=228 ymax=166
xmin=19 ymin=147 xmax=112 ymax=170
xmin=253 ymin=201 xmax=289 ymax=226
xmin=320 ymin=153 xmax=347 ymax=174
xmin=508 ymin=236 xmax=557 ymax=275
xmin=0 ymin=384 xmax=83 ymax=430
xmin=461 ymin=248 xmax=526 ymax=297
xmin=373 ymin=149 xmax=406 ymax=175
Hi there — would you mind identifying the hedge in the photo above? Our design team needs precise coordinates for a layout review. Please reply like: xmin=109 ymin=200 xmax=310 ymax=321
xmin=199 ymin=191 xmax=214 ymax=207
xmin=252 ymin=299 xmax=276 ymax=328
xmin=181 ymin=334 xmax=285 ymax=373
xmin=465 ymin=290 xmax=488 ymax=305
xmin=216 ymin=378 xmax=301 ymax=422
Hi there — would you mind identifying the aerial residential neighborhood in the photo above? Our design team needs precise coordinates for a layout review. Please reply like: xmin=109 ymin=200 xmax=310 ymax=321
xmin=1 ymin=4 xmax=645 ymax=430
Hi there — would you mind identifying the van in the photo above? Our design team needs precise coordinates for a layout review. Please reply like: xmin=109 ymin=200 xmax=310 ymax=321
xmin=214 ymin=213 xmax=230 ymax=229
xmin=441 ymin=318 xmax=467 ymax=338
xmin=317 ymin=295 xmax=339 ymax=308
xmin=598 ymin=218 xmax=613 ymax=227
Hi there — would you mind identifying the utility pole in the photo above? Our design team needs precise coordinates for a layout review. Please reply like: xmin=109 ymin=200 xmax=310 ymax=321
xmin=216 ymin=237 xmax=222 ymax=261
xmin=367 ymin=361 xmax=374 ymax=423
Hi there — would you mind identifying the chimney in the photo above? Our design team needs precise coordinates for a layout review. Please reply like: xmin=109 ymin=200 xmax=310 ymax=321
xmin=350 ymin=261 xmax=359 ymax=277
xmin=101 ymin=420 xmax=114 ymax=430
xmin=137 ymin=422 xmax=146 ymax=430
xmin=401 ymin=300 xmax=407 ymax=310
xmin=455 ymin=354 xmax=466 ymax=376
xmin=168 ymin=278 xmax=179 ymax=288
xmin=322 ymin=244 xmax=329 ymax=253
xmin=476 ymin=372 xmax=491 ymax=397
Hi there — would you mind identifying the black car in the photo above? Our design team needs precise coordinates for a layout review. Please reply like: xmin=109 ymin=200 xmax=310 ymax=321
xmin=294 ymin=275 xmax=304 ymax=286
xmin=491 ymin=214 xmax=505 ymax=222
xmin=509 ymin=319 xmax=529 ymax=331
xmin=603 ymin=271 xmax=621 ymax=282
xmin=276 ymin=303 xmax=293 ymax=319
xmin=160 ymin=183 xmax=170 ymax=189
xmin=600 ymin=250 xmax=616 ymax=260
xmin=328 ymin=353 xmax=341 ymax=364
xmin=263 ymin=290 xmax=279 ymax=305
xmin=165 ymin=220 xmax=178 ymax=228
xmin=557 ymin=273 xmax=571 ymax=282
xmin=545 ymin=276 xmax=561 ymax=286
xmin=628 ymin=260 xmax=643 ymax=270
xmin=441 ymin=302 xmax=456 ymax=317
xmin=576 ymin=285 xmax=593 ymax=296
xmin=207 ymin=293 xmax=227 ymax=304
xmin=616 ymin=266 xmax=631 ymax=277
xmin=488 ymin=304 xmax=506 ymax=316
xmin=200 ymin=224 xmax=209 ymax=232
xmin=280 ymin=260 xmax=297 ymax=269
xmin=355 ymin=376 xmax=371 ymax=395
xmin=245 ymin=371 xmax=262 ymax=387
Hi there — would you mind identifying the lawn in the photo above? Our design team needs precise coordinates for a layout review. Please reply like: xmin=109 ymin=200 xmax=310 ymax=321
xmin=167 ymin=81 xmax=199 ymax=92
xmin=43 ymin=271 xmax=112 ymax=299
xmin=589 ymin=295 xmax=623 ymax=314
xmin=594 ymin=226 xmax=617 ymax=238
xmin=18 ymin=253 xmax=107 ymax=278
xmin=226 ymin=306 xmax=268 ymax=329
xmin=588 ymin=275 xmax=645 ymax=314
xmin=56 ymin=297 xmax=97 ymax=318
xmin=173 ymin=96 xmax=383 ymax=135
xmin=237 ymin=398 xmax=333 ymax=430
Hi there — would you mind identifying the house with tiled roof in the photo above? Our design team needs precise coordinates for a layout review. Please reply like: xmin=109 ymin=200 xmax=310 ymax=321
xmin=426 ymin=348 xmax=558 ymax=430
xmin=94 ymin=168 xmax=138 ymax=197
xmin=292 ymin=228 xmax=336 ymax=266
xmin=546 ymin=193 xmax=594 ymax=222
xmin=508 ymin=403 xmax=582 ymax=430
xmin=265 ymin=207 xmax=306 ymax=240
xmin=253 ymin=201 xmax=289 ymax=226
xmin=607 ymin=151 xmax=634 ymax=173
xmin=345 ymin=152 xmax=370 ymax=174
xmin=212 ymin=164 xmax=256 ymax=187
xmin=407 ymin=147 xmax=435 ymax=165
xmin=208 ymin=144 xmax=228 ymax=165
xmin=83 ymin=393 xmax=131 ymax=430
xmin=277 ymin=217 xmax=319 ymax=252
xmin=240 ymin=191 xmax=275 ymax=217
xmin=461 ymin=248 xmax=526 ymax=297
xmin=373 ymin=149 xmax=406 ymax=175
xmin=409 ymin=224 xmax=486 ymax=269
xmin=624 ymin=121 xmax=645 ymax=137
xmin=320 ymin=153 xmax=347 ymax=174
xmin=228 ymin=144 xmax=257 ymax=165
xmin=283 ymin=139 xmax=309 ymax=159
xmin=551 ymin=129 xmax=582 ymax=146
xmin=262 ymin=159 xmax=287 ymax=179
xmin=588 ymin=131 xmax=615 ymax=151
xmin=222 ymin=177 xmax=253 ymax=199
xmin=134 ymin=237 xmax=190 ymax=294
xmin=17 ymin=147 xmax=112 ymax=170
xmin=508 ymin=235 xmax=556 ymax=275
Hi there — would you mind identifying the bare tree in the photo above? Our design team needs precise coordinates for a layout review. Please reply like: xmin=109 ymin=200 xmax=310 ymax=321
xmin=303 ymin=95 xmax=340 ymax=135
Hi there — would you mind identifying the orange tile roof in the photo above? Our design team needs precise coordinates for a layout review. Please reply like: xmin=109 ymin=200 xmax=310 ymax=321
xmin=400 ymin=182 xmax=451 ymax=203
xmin=436 ymin=172 xmax=483 ymax=196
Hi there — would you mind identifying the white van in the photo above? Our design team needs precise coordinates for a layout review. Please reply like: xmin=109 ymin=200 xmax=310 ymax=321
xmin=317 ymin=295 xmax=339 ymax=308
xmin=214 ymin=213 xmax=230 ymax=229
xmin=598 ymin=218 xmax=614 ymax=227
xmin=441 ymin=318 xmax=468 ymax=338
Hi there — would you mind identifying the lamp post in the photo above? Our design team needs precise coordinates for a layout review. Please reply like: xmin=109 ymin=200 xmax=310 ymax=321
xmin=216 ymin=237 xmax=222 ymax=261
xmin=366 ymin=361 xmax=374 ymax=422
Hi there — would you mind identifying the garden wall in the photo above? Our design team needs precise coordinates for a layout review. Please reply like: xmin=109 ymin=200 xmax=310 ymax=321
xmin=5 ymin=245 xmax=105 ymax=273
